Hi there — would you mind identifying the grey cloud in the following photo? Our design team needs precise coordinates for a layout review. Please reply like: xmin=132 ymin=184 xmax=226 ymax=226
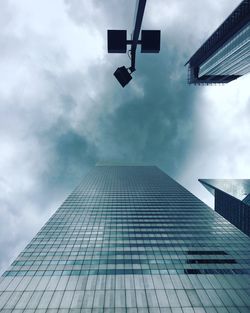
xmin=92 ymin=46 xmax=198 ymax=177
xmin=64 ymin=0 xmax=135 ymax=30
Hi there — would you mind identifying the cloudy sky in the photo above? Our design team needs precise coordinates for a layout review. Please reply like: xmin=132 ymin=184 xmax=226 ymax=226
xmin=0 ymin=0 xmax=249 ymax=274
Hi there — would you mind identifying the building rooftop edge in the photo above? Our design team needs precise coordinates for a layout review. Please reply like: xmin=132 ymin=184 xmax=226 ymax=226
xmin=96 ymin=162 xmax=156 ymax=167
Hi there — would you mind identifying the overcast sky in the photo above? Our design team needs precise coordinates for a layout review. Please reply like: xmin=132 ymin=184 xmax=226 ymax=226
xmin=0 ymin=0 xmax=249 ymax=274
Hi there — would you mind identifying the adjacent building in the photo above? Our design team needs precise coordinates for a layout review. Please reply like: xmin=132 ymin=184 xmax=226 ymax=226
xmin=200 ymin=179 xmax=250 ymax=236
xmin=0 ymin=165 xmax=250 ymax=312
xmin=186 ymin=0 xmax=250 ymax=85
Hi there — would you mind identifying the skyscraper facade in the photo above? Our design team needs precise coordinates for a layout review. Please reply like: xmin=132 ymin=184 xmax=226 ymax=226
xmin=200 ymin=179 xmax=250 ymax=237
xmin=186 ymin=0 xmax=250 ymax=85
xmin=0 ymin=165 xmax=250 ymax=312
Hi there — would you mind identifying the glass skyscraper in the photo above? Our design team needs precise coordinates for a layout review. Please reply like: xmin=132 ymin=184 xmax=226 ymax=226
xmin=186 ymin=0 xmax=250 ymax=85
xmin=200 ymin=179 xmax=250 ymax=237
xmin=0 ymin=165 xmax=250 ymax=312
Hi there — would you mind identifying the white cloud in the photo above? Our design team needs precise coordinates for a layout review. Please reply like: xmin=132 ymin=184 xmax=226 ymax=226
xmin=179 ymin=74 xmax=250 ymax=207
xmin=144 ymin=0 xmax=240 ymax=51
